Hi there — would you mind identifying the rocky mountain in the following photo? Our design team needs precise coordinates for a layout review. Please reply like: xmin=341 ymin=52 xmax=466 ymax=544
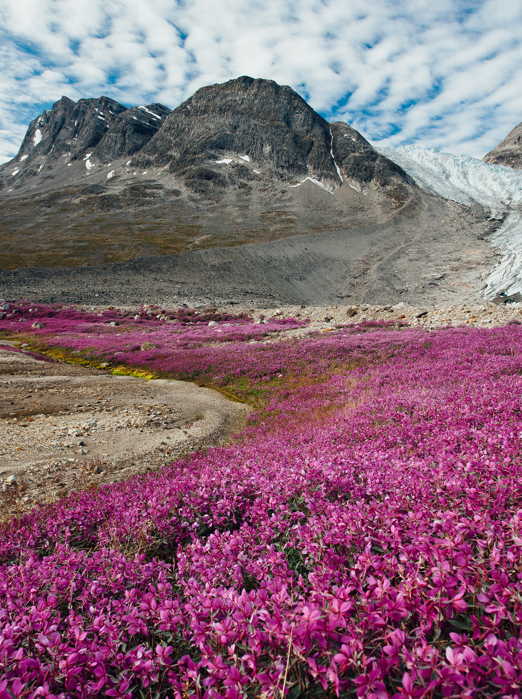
xmin=483 ymin=122 xmax=522 ymax=170
xmin=0 ymin=77 xmax=418 ymax=272
xmin=0 ymin=76 xmax=515 ymax=308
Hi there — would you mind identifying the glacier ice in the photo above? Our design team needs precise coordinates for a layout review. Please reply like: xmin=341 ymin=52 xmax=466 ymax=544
xmin=379 ymin=145 xmax=522 ymax=300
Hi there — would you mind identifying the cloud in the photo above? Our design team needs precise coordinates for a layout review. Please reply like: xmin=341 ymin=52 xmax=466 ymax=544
xmin=1 ymin=0 xmax=522 ymax=163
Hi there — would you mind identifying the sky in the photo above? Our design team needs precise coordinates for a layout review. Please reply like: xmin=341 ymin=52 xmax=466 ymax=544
xmin=1 ymin=0 xmax=522 ymax=165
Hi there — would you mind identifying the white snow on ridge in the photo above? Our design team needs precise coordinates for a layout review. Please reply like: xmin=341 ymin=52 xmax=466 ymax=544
xmin=85 ymin=159 xmax=94 ymax=170
xmin=138 ymin=106 xmax=161 ymax=120
xmin=20 ymin=154 xmax=28 ymax=161
xmin=33 ymin=129 xmax=42 ymax=146
xmin=215 ymin=158 xmax=233 ymax=164
xmin=379 ymin=145 xmax=522 ymax=300
xmin=239 ymin=154 xmax=250 ymax=162
xmin=107 ymin=170 xmax=115 ymax=179
xmin=290 ymin=176 xmax=333 ymax=194
xmin=329 ymin=128 xmax=343 ymax=183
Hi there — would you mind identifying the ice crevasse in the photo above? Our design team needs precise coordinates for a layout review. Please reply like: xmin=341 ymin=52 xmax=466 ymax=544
xmin=379 ymin=145 xmax=522 ymax=300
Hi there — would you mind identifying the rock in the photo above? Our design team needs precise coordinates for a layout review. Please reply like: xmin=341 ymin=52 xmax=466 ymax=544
xmin=346 ymin=307 xmax=358 ymax=318
xmin=416 ymin=310 xmax=428 ymax=318
xmin=393 ymin=302 xmax=407 ymax=310
xmin=324 ymin=316 xmax=332 ymax=322
xmin=140 ymin=342 xmax=158 ymax=351
xmin=208 ymin=321 xmax=218 ymax=327
xmin=483 ymin=121 xmax=522 ymax=170
xmin=5 ymin=474 xmax=16 ymax=486
xmin=32 ymin=321 xmax=45 ymax=328
xmin=108 ymin=321 xmax=118 ymax=327
xmin=0 ymin=313 xmax=4 ymax=320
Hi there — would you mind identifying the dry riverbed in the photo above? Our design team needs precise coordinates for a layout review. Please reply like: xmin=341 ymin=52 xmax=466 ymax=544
xmin=0 ymin=345 xmax=249 ymax=517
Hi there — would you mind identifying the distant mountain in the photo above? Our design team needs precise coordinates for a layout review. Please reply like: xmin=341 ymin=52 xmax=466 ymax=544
xmin=0 ymin=77 xmax=409 ymax=199
xmin=0 ymin=77 xmax=417 ymax=271
xmin=483 ymin=122 xmax=522 ymax=170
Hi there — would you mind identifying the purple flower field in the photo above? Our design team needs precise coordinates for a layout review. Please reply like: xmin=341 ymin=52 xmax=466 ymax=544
xmin=2 ymin=304 xmax=522 ymax=698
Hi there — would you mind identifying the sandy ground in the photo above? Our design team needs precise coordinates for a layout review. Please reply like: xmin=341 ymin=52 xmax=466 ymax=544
xmin=0 ymin=345 xmax=249 ymax=514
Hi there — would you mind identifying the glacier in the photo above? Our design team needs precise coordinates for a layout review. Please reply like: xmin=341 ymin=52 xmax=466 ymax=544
xmin=378 ymin=145 xmax=522 ymax=300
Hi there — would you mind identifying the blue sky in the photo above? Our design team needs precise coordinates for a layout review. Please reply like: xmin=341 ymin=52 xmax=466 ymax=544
xmin=1 ymin=0 xmax=522 ymax=164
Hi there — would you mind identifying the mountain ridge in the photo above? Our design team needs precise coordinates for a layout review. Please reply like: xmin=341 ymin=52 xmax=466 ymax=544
xmin=1 ymin=76 xmax=521 ymax=308
xmin=0 ymin=76 xmax=416 ymax=272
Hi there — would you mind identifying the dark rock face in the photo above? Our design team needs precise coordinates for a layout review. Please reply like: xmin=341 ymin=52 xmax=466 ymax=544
xmin=92 ymin=104 xmax=171 ymax=163
xmin=330 ymin=122 xmax=411 ymax=187
xmin=483 ymin=122 xmax=522 ymax=170
xmin=0 ymin=96 xmax=170 ymax=190
xmin=136 ymin=76 xmax=343 ymax=190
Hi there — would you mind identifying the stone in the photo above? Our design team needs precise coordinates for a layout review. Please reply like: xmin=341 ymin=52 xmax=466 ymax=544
xmin=346 ymin=307 xmax=358 ymax=318
xmin=32 ymin=321 xmax=45 ymax=328
xmin=5 ymin=474 xmax=16 ymax=486
xmin=416 ymin=310 xmax=428 ymax=318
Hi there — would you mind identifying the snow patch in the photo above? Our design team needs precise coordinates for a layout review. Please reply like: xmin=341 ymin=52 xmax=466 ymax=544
xmin=380 ymin=145 xmax=522 ymax=300
xmin=20 ymin=154 xmax=28 ymax=161
xmin=239 ymin=154 xmax=250 ymax=162
xmin=107 ymin=170 xmax=115 ymax=179
xmin=329 ymin=128 xmax=343 ymax=183
xmin=83 ymin=153 xmax=92 ymax=160
xmin=67 ymin=163 xmax=72 ymax=167
xmin=38 ymin=164 xmax=43 ymax=172
xmin=138 ymin=106 xmax=161 ymax=120
xmin=215 ymin=158 xmax=233 ymax=164
xmin=85 ymin=159 xmax=94 ymax=170
xmin=11 ymin=168 xmax=19 ymax=177
xmin=253 ymin=169 xmax=260 ymax=174
xmin=33 ymin=129 xmax=42 ymax=146
xmin=290 ymin=177 xmax=333 ymax=194
xmin=126 ymin=160 xmax=132 ymax=166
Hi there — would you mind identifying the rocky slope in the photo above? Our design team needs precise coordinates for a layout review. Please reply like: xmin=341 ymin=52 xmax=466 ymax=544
xmin=483 ymin=121 xmax=522 ymax=170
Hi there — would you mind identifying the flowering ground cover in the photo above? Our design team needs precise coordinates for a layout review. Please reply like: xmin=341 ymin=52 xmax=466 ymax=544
xmin=2 ymin=304 xmax=522 ymax=697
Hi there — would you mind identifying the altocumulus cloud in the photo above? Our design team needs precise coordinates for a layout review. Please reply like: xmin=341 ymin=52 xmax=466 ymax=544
xmin=1 ymin=0 xmax=522 ymax=163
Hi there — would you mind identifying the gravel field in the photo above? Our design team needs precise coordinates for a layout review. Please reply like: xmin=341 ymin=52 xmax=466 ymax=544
xmin=0 ymin=345 xmax=249 ymax=516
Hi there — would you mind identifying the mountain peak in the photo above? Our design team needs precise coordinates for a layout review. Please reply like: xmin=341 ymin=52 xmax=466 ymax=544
xmin=483 ymin=121 xmax=522 ymax=170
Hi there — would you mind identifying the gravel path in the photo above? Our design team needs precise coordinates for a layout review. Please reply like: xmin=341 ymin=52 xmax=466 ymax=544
xmin=0 ymin=346 xmax=250 ymax=517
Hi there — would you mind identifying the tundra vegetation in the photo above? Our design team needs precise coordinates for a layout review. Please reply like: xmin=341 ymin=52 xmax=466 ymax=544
xmin=1 ymin=304 xmax=522 ymax=698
